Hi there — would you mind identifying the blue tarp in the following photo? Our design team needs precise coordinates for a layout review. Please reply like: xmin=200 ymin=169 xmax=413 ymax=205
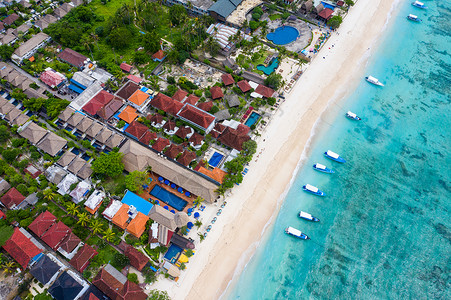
xmin=68 ymin=84 xmax=84 ymax=94
xmin=70 ymin=78 xmax=87 ymax=90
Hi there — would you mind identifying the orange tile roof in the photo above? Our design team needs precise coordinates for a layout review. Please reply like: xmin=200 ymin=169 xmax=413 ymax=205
xmin=118 ymin=106 xmax=138 ymax=123
xmin=128 ymin=90 xmax=149 ymax=106
xmin=126 ymin=213 xmax=149 ymax=238
xmin=112 ymin=204 xmax=130 ymax=229
xmin=197 ymin=166 xmax=227 ymax=184
xmin=85 ymin=201 xmax=103 ymax=214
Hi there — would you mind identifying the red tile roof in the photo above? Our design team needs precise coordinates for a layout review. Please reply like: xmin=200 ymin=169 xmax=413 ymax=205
xmin=117 ymin=81 xmax=140 ymax=100
xmin=175 ymin=126 xmax=192 ymax=139
xmin=210 ymin=130 xmax=220 ymax=138
xmin=147 ymin=113 xmax=164 ymax=125
xmin=70 ymin=244 xmax=98 ymax=273
xmin=152 ymin=50 xmax=165 ymax=60
xmin=255 ymin=84 xmax=275 ymax=98
xmin=237 ymin=80 xmax=251 ymax=93
xmin=138 ymin=131 xmax=157 ymax=145
xmin=57 ymin=48 xmax=87 ymax=68
xmin=236 ymin=123 xmax=250 ymax=136
xmin=214 ymin=123 xmax=226 ymax=133
xmin=92 ymin=90 xmax=114 ymax=105
xmin=3 ymin=14 xmax=19 ymax=26
xmin=40 ymin=70 xmax=64 ymax=88
xmin=210 ymin=86 xmax=224 ymax=99
xmin=0 ymin=210 xmax=5 ymax=219
xmin=221 ymin=73 xmax=235 ymax=86
xmin=165 ymin=144 xmax=183 ymax=160
xmin=188 ymin=132 xmax=204 ymax=146
xmin=177 ymin=150 xmax=196 ymax=166
xmin=1 ymin=187 xmax=25 ymax=209
xmin=196 ymin=101 xmax=213 ymax=112
xmin=41 ymin=221 xmax=71 ymax=250
xmin=125 ymin=120 xmax=148 ymax=140
xmin=162 ymin=120 xmax=177 ymax=132
xmin=3 ymin=228 xmax=41 ymax=269
xmin=97 ymin=97 xmax=123 ymax=120
xmin=150 ymin=93 xmax=183 ymax=115
xmin=172 ymin=89 xmax=188 ymax=102
xmin=127 ymin=74 xmax=142 ymax=84
xmin=124 ymin=245 xmax=149 ymax=271
xmin=28 ymin=211 xmax=57 ymax=237
xmin=59 ymin=232 xmax=81 ymax=253
xmin=184 ymin=94 xmax=199 ymax=105
xmin=318 ymin=8 xmax=334 ymax=20
xmin=120 ymin=63 xmax=132 ymax=73
xmin=218 ymin=127 xmax=250 ymax=151
xmin=93 ymin=267 xmax=147 ymax=300
xmin=177 ymin=104 xmax=215 ymax=130
xmin=82 ymin=99 xmax=103 ymax=116
xmin=170 ymin=100 xmax=184 ymax=115
xmin=152 ymin=138 xmax=170 ymax=152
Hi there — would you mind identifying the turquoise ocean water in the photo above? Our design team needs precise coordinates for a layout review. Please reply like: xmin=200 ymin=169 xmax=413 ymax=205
xmin=226 ymin=1 xmax=451 ymax=299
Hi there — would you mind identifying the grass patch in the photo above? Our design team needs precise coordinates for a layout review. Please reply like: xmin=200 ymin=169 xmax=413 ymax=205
xmin=268 ymin=14 xmax=281 ymax=21
xmin=0 ymin=225 xmax=14 ymax=246
xmin=103 ymin=176 xmax=126 ymax=196
xmin=47 ymin=202 xmax=66 ymax=218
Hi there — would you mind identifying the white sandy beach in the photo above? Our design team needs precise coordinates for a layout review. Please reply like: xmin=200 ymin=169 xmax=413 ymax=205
xmin=152 ymin=0 xmax=399 ymax=298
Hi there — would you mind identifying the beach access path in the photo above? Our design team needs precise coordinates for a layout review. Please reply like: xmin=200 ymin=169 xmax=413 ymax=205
xmin=151 ymin=0 xmax=400 ymax=298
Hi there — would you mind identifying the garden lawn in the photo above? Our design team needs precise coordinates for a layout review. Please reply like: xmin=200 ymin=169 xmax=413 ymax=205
xmin=268 ymin=14 xmax=281 ymax=21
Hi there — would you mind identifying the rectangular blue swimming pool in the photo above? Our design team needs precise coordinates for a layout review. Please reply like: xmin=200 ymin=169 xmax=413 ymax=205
xmin=122 ymin=190 xmax=154 ymax=215
xmin=208 ymin=152 xmax=224 ymax=168
xmin=164 ymin=244 xmax=182 ymax=262
xmin=150 ymin=185 xmax=188 ymax=211
xmin=245 ymin=112 xmax=261 ymax=127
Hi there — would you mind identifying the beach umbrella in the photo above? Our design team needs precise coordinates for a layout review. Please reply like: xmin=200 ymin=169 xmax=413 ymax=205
xmin=155 ymin=200 xmax=159 ymax=205
xmin=187 ymin=208 xmax=193 ymax=213
xmin=174 ymin=212 xmax=189 ymax=227
xmin=158 ymin=177 xmax=163 ymax=182
xmin=170 ymin=210 xmax=176 ymax=214
xmin=187 ymin=222 xmax=194 ymax=229
xmin=177 ymin=187 xmax=183 ymax=193
xmin=171 ymin=183 xmax=176 ymax=189
xmin=164 ymin=180 xmax=170 ymax=185
xmin=185 ymin=191 xmax=191 ymax=197
xmin=164 ymin=206 xmax=169 ymax=210
xmin=194 ymin=212 xmax=200 ymax=219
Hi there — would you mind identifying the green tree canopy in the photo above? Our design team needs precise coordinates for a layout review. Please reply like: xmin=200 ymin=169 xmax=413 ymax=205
xmin=327 ymin=16 xmax=343 ymax=29
xmin=142 ymin=32 xmax=160 ymax=53
xmin=148 ymin=290 xmax=170 ymax=300
xmin=0 ymin=125 xmax=10 ymax=143
xmin=169 ymin=4 xmax=187 ymax=26
xmin=107 ymin=27 xmax=132 ymax=49
xmin=91 ymin=152 xmax=124 ymax=178
xmin=264 ymin=73 xmax=283 ymax=90
xmin=125 ymin=170 xmax=147 ymax=193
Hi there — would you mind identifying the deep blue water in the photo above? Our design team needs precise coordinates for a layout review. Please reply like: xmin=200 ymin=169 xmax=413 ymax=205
xmin=267 ymin=26 xmax=300 ymax=45
xmin=257 ymin=58 xmax=280 ymax=75
xmin=244 ymin=111 xmax=262 ymax=127
xmin=227 ymin=1 xmax=451 ymax=299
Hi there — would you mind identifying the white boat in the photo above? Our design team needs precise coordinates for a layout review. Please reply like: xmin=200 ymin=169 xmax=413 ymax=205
xmin=411 ymin=1 xmax=427 ymax=9
xmin=313 ymin=163 xmax=334 ymax=174
xmin=407 ymin=14 xmax=421 ymax=22
xmin=285 ymin=226 xmax=309 ymax=239
xmin=324 ymin=150 xmax=346 ymax=163
xmin=346 ymin=111 xmax=362 ymax=120
xmin=365 ymin=75 xmax=384 ymax=86
xmin=302 ymin=184 xmax=325 ymax=196
xmin=299 ymin=211 xmax=320 ymax=222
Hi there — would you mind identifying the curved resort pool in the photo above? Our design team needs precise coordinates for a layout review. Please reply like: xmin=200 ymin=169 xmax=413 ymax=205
xmin=266 ymin=26 xmax=299 ymax=45
xmin=257 ymin=58 xmax=279 ymax=75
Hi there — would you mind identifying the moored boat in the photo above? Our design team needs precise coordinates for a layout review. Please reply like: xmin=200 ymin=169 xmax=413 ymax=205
xmin=346 ymin=111 xmax=362 ymax=120
xmin=324 ymin=150 xmax=346 ymax=163
xmin=365 ymin=75 xmax=384 ymax=86
xmin=299 ymin=211 xmax=320 ymax=222
xmin=411 ymin=1 xmax=426 ymax=9
xmin=285 ymin=226 xmax=310 ymax=239
xmin=302 ymin=184 xmax=325 ymax=196
xmin=407 ymin=14 xmax=421 ymax=22
xmin=313 ymin=163 xmax=334 ymax=174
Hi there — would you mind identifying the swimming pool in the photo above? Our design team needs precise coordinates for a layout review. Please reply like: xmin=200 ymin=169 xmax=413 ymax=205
xmin=245 ymin=112 xmax=261 ymax=127
xmin=122 ymin=190 xmax=154 ymax=215
xmin=266 ymin=26 xmax=299 ymax=45
xmin=150 ymin=185 xmax=188 ymax=211
xmin=257 ymin=58 xmax=279 ymax=75
xmin=208 ymin=152 xmax=224 ymax=168
xmin=164 ymin=244 xmax=182 ymax=263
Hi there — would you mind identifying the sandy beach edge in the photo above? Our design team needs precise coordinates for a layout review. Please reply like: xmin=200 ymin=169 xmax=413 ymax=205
xmin=154 ymin=0 xmax=401 ymax=299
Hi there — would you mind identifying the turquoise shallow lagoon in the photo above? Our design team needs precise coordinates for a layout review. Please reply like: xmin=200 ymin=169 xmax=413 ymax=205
xmin=227 ymin=1 xmax=451 ymax=299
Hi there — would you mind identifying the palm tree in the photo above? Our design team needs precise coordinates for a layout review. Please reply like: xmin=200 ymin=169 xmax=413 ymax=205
xmin=2 ymin=261 xmax=17 ymax=275
xmin=197 ymin=232 xmax=205 ymax=242
xmin=81 ymin=34 xmax=93 ymax=59
xmin=90 ymin=219 xmax=104 ymax=235
xmin=103 ymin=228 xmax=115 ymax=242
xmin=146 ymin=165 xmax=153 ymax=175
xmin=43 ymin=188 xmax=55 ymax=202
xmin=193 ymin=196 xmax=204 ymax=207
xmin=66 ymin=202 xmax=79 ymax=216
xmin=194 ymin=220 xmax=202 ymax=229
xmin=77 ymin=212 xmax=90 ymax=226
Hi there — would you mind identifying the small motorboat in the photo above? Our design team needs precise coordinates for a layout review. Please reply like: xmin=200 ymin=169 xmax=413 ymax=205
xmin=299 ymin=211 xmax=320 ymax=222
xmin=285 ymin=226 xmax=310 ymax=240
xmin=407 ymin=14 xmax=422 ymax=22
xmin=324 ymin=150 xmax=346 ymax=163
xmin=302 ymin=184 xmax=325 ymax=196
xmin=411 ymin=1 xmax=427 ymax=9
xmin=313 ymin=163 xmax=334 ymax=174
xmin=365 ymin=75 xmax=384 ymax=86
xmin=346 ymin=111 xmax=362 ymax=120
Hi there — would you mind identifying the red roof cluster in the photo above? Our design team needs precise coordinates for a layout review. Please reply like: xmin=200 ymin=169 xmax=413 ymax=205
xmin=70 ymin=244 xmax=98 ymax=273
xmin=172 ymin=89 xmax=188 ymax=102
xmin=41 ymin=221 xmax=71 ymax=250
xmin=162 ymin=120 xmax=177 ymax=132
xmin=124 ymin=246 xmax=149 ymax=271
xmin=138 ymin=131 xmax=157 ymax=145
xmin=318 ymin=8 xmax=334 ymax=20
xmin=175 ymin=126 xmax=192 ymax=139
xmin=177 ymin=150 xmax=196 ymax=166
xmin=125 ymin=120 xmax=148 ymax=140
xmin=221 ymin=73 xmax=235 ymax=86
xmin=210 ymin=86 xmax=224 ymax=99
xmin=120 ymin=63 xmax=132 ymax=73
xmin=165 ymin=144 xmax=183 ymax=160
xmin=3 ymin=228 xmax=41 ymax=269
xmin=28 ymin=211 xmax=57 ymax=237
xmin=184 ymin=94 xmax=199 ymax=105
xmin=177 ymin=104 xmax=215 ymax=130
xmin=255 ymin=84 xmax=275 ymax=98
xmin=218 ymin=127 xmax=250 ymax=151
xmin=147 ymin=113 xmax=164 ymax=125
xmin=92 ymin=90 xmax=114 ymax=105
xmin=1 ymin=187 xmax=25 ymax=209
xmin=93 ymin=267 xmax=147 ymax=300
xmin=197 ymin=101 xmax=213 ymax=112
xmin=83 ymin=90 xmax=114 ymax=116
xmin=59 ymin=232 xmax=81 ymax=253
xmin=188 ymin=132 xmax=204 ymax=146
xmin=237 ymin=80 xmax=251 ymax=93
xmin=150 ymin=93 xmax=184 ymax=115
xmin=152 ymin=138 xmax=170 ymax=152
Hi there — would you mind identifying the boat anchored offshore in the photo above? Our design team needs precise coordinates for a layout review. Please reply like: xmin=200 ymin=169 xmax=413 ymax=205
xmin=365 ymin=75 xmax=384 ymax=86
xmin=302 ymin=184 xmax=325 ymax=196
xmin=313 ymin=163 xmax=334 ymax=174
xmin=411 ymin=1 xmax=427 ymax=9
xmin=299 ymin=211 xmax=320 ymax=222
xmin=285 ymin=226 xmax=310 ymax=240
xmin=324 ymin=150 xmax=346 ymax=163
xmin=346 ymin=111 xmax=362 ymax=120
xmin=407 ymin=14 xmax=421 ymax=22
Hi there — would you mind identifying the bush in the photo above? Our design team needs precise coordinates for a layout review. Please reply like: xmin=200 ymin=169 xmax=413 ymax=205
xmin=117 ymin=120 xmax=126 ymax=129
xmin=203 ymin=59 xmax=210 ymax=65
xmin=127 ymin=273 xmax=139 ymax=284
xmin=194 ymin=90 xmax=203 ymax=97
xmin=112 ymin=252 xmax=130 ymax=270
xmin=209 ymin=105 xmax=219 ymax=114
xmin=167 ymin=76 xmax=175 ymax=84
